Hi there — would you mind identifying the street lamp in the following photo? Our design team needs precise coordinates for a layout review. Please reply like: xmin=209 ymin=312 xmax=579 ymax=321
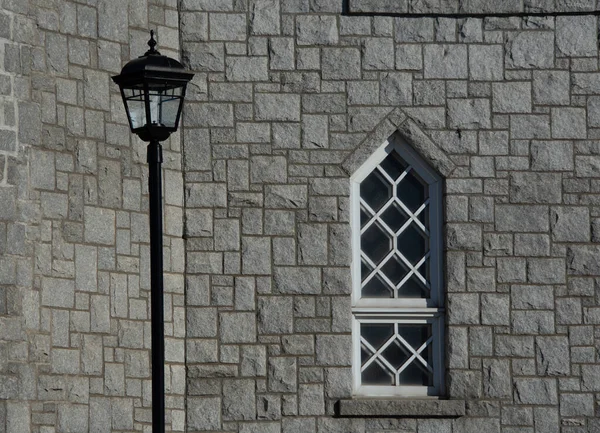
xmin=112 ymin=31 xmax=194 ymax=433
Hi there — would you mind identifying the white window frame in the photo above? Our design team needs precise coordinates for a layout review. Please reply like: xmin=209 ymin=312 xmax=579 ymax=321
xmin=350 ymin=135 xmax=445 ymax=398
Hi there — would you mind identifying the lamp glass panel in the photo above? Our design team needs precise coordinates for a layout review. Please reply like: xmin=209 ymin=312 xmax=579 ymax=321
xmin=148 ymin=86 xmax=183 ymax=128
xmin=123 ymin=87 xmax=146 ymax=130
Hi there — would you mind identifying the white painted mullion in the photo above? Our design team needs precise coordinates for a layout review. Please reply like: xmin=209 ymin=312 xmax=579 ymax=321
xmin=360 ymin=197 xmax=395 ymax=234
xmin=361 ymin=250 xmax=397 ymax=290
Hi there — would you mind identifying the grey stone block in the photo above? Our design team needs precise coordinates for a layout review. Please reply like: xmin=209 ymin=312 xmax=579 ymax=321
xmin=258 ymin=297 xmax=293 ymax=334
xmin=255 ymin=94 xmax=300 ymax=121
xmin=0 ymin=130 xmax=16 ymax=152
xmin=552 ymin=107 xmax=587 ymax=139
xmin=268 ymin=357 xmax=297 ymax=392
xmin=298 ymin=224 xmax=327 ymax=265
xmin=505 ymin=31 xmax=554 ymax=69
xmin=481 ymin=294 xmax=509 ymax=325
xmin=483 ymin=359 xmax=511 ymax=398
xmin=527 ymin=258 xmax=565 ymax=284
xmin=181 ymin=12 xmax=208 ymax=41
xmin=452 ymin=418 xmax=500 ymax=433
xmin=58 ymin=404 xmax=88 ymax=433
xmin=556 ymin=16 xmax=597 ymax=57
xmin=514 ymin=378 xmax=557 ymax=404
xmin=536 ymin=336 xmax=569 ymax=376
xmin=447 ymin=293 xmax=479 ymax=324
xmin=362 ymin=38 xmax=394 ymax=70
xmin=560 ymin=393 xmax=594 ymax=416
xmin=530 ymin=141 xmax=573 ymax=171
xmin=296 ymin=15 xmax=338 ymax=45
xmin=183 ymin=43 xmax=225 ymax=72
xmin=220 ymin=312 xmax=256 ymax=343
xmin=226 ymin=56 xmax=268 ymax=81
xmin=492 ymin=82 xmax=531 ymax=113
xmin=187 ymin=308 xmax=217 ymax=338
xmin=396 ymin=44 xmax=423 ymax=70
xmin=512 ymin=311 xmax=555 ymax=334
xmin=447 ymin=99 xmax=491 ymax=129
xmin=510 ymin=114 xmax=551 ymax=139
xmin=241 ymin=346 xmax=266 ymax=376
xmin=298 ymin=384 xmax=324 ymax=416
xmin=265 ymin=185 xmax=307 ymax=209
xmin=269 ymin=38 xmax=294 ymax=70
xmin=0 ymin=188 xmax=16 ymax=221
xmin=380 ymin=72 xmax=412 ymax=105
xmin=322 ymin=48 xmax=361 ymax=80
xmin=223 ymin=379 xmax=256 ymax=420
xmin=533 ymin=71 xmax=570 ymax=105
xmin=242 ymin=237 xmax=271 ymax=275
xmin=550 ymin=207 xmax=590 ymax=242
xmin=424 ymin=45 xmax=467 ymax=79
xmin=448 ymin=370 xmax=482 ymax=399
xmin=302 ymin=115 xmax=328 ymax=149
xmin=511 ymin=285 xmax=554 ymax=310
xmin=187 ymin=397 xmax=221 ymax=430
xmin=510 ymin=172 xmax=561 ymax=204
xmin=250 ymin=0 xmax=281 ymax=35
xmin=283 ymin=418 xmax=316 ymax=433
xmin=210 ymin=13 xmax=246 ymax=41
xmin=338 ymin=399 xmax=465 ymax=417
xmin=495 ymin=205 xmax=548 ymax=232
xmin=395 ymin=17 xmax=434 ymax=42
xmin=250 ymin=156 xmax=287 ymax=183
xmin=447 ymin=223 xmax=481 ymax=251
xmin=84 ymin=207 xmax=115 ymax=245
xmin=469 ymin=45 xmax=503 ymax=81
xmin=581 ymin=365 xmax=600 ymax=391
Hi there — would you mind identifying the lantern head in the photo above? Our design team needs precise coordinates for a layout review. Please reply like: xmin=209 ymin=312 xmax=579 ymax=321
xmin=112 ymin=31 xmax=194 ymax=142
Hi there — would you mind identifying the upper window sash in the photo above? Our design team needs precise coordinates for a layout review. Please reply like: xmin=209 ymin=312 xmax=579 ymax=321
xmin=350 ymin=137 xmax=443 ymax=309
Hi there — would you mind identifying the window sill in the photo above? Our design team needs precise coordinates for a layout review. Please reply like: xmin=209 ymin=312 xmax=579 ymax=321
xmin=336 ymin=398 xmax=465 ymax=418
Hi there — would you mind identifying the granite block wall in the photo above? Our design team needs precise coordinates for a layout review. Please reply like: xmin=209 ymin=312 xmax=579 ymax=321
xmin=0 ymin=0 xmax=186 ymax=431
xmin=3 ymin=0 xmax=600 ymax=432
xmin=179 ymin=1 xmax=600 ymax=432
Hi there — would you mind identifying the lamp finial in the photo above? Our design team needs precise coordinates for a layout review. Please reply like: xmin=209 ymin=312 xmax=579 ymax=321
xmin=145 ymin=30 xmax=160 ymax=55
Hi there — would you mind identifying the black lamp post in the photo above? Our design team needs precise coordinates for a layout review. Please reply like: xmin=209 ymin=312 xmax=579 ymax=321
xmin=112 ymin=31 xmax=194 ymax=433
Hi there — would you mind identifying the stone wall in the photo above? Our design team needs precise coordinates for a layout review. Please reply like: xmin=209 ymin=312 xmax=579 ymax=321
xmin=179 ymin=1 xmax=600 ymax=433
xmin=3 ymin=0 xmax=600 ymax=432
xmin=0 ymin=0 xmax=186 ymax=431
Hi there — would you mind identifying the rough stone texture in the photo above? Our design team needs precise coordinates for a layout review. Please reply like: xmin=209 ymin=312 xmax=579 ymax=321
xmin=5 ymin=2 xmax=600 ymax=432
xmin=0 ymin=1 xmax=187 ymax=431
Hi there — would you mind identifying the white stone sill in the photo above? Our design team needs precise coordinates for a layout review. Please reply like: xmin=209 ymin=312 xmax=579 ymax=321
xmin=336 ymin=398 xmax=465 ymax=418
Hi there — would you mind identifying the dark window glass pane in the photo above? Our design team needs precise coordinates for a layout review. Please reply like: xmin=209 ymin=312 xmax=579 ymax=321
xmin=361 ymin=224 xmax=392 ymax=265
xmin=361 ymin=260 xmax=373 ymax=283
xmin=361 ymin=347 xmax=370 ymax=364
xmin=380 ymin=152 xmax=407 ymax=181
xmin=362 ymin=274 xmax=394 ymax=298
xmin=399 ymin=361 xmax=433 ymax=387
xmin=360 ymin=208 xmax=371 ymax=226
xmin=397 ymin=274 xmax=428 ymax=298
xmin=397 ymin=325 xmax=431 ymax=351
xmin=397 ymin=170 xmax=427 ymax=212
xmin=381 ymin=203 xmax=409 ymax=232
xmin=397 ymin=225 xmax=428 ymax=265
xmin=362 ymin=361 xmax=394 ymax=386
xmin=380 ymin=256 xmax=409 ymax=286
xmin=361 ymin=323 xmax=394 ymax=348
xmin=382 ymin=340 xmax=411 ymax=369
xmin=361 ymin=172 xmax=391 ymax=212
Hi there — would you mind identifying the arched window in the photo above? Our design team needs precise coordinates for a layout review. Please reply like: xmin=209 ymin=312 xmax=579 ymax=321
xmin=351 ymin=135 xmax=444 ymax=397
